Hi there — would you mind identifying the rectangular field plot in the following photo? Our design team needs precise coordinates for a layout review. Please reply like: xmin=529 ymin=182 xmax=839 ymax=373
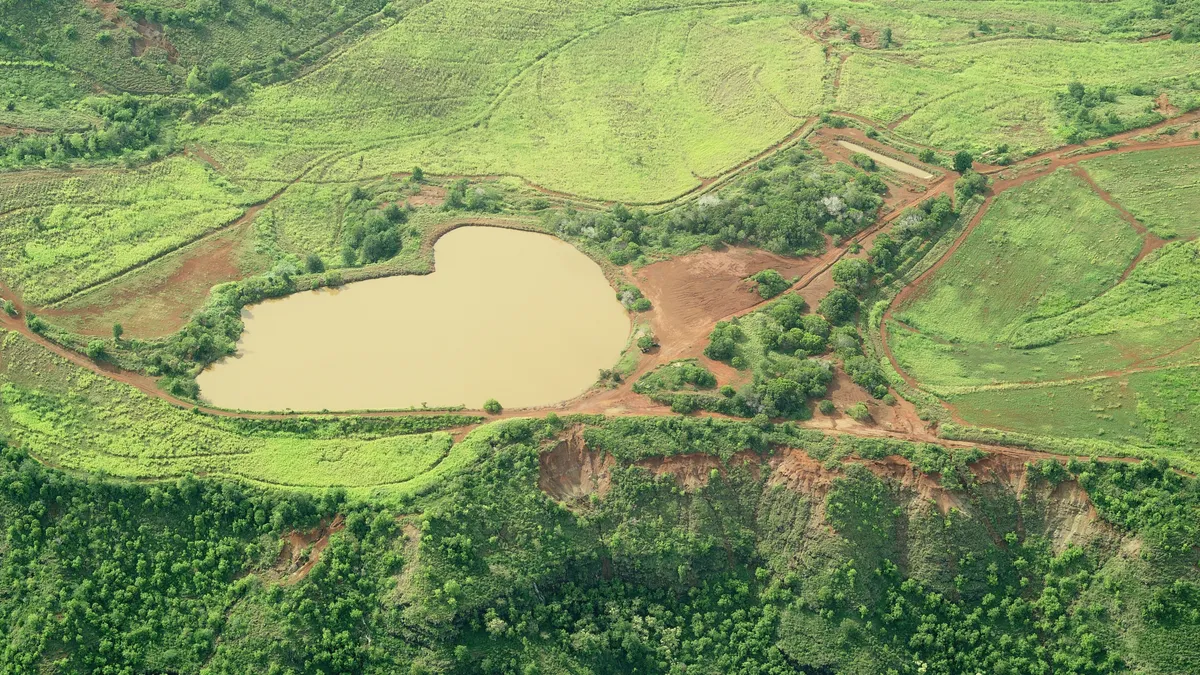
xmin=0 ymin=157 xmax=284 ymax=305
xmin=1081 ymin=146 xmax=1200 ymax=239
xmin=896 ymin=169 xmax=1143 ymax=345
xmin=947 ymin=365 xmax=1200 ymax=469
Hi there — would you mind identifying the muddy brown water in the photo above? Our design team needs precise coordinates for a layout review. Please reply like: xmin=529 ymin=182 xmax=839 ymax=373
xmin=196 ymin=227 xmax=630 ymax=411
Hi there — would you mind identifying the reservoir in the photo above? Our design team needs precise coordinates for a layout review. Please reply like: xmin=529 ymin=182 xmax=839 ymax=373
xmin=197 ymin=226 xmax=630 ymax=411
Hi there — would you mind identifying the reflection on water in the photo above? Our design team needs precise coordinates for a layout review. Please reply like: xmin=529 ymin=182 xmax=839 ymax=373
xmin=197 ymin=227 xmax=630 ymax=411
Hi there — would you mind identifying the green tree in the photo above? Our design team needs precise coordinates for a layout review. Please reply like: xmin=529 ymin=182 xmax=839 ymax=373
xmin=86 ymin=340 xmax=106 ymax=359
xmin=208 ymin=61 xmax=233 ymax=91
xmin=749 ymin=269 xmax=790 ymax=299
xmin=112 ymin=323 xmax=123 ymax=341
xmin=955 ymin=171 xmax=988 ymax=201
xmin=305 ymin=253 xmax=325 ymax=274
xmin=185 ymin=66 xmax=205 ymax=93
xmin=483 ymin=399 xmax=503 ymax=414
xmin=830 ymin=258 xmax=871 ymax=294
xmin=845 ymin=401 xmax=871 ymax=421
xmin=952 ymin=150 xmax=974 ymax=173
xmin=818 ymin=288 xmax=859 ymax=324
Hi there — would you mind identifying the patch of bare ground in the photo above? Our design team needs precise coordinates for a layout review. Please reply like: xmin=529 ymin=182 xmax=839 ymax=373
xmin=539 ymin=426 xmax=615 ymax=503
xmin=82 ymin=0 xmax=178 ymax=62
xmin=771 ymin=448 xmax=1121 ymax=550
xmin=271 ymin=515 xmax=345 ymax=584
xmin=131 ymin=19 xmax=179 ymax=63
xmin=805 ymin=369 xmax=932 ymax=438
xmin=1155 ymin=92 xmax=1178 ymax=117
xmin=634 ymin=247 xmax=818 ymax=363
xmin=43 ymin=223 xmax=259 ymax=338
xmin=636 ymin=449 xmax=761 ymax=489
xmin=406 ymin=185 xmax=447 ymax=208
xmin=1038 ymin=479 xmax=1118 ymax=554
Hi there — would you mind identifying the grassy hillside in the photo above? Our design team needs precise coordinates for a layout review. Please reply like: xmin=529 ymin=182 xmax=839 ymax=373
xmin=0 ymin=331 xmax=483 ymax=496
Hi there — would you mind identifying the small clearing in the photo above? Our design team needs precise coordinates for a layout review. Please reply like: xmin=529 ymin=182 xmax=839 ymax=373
xmin=837 ymin=140 xmax=935 ymax=179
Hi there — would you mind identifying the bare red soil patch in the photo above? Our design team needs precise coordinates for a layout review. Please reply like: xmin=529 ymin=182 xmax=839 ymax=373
xmin=635 ymin=247 xmax=817 ymax=362
xmin=83 ymin=0 xmax=178 ymax=62
xmin=131 ymin=19 xmax=179 ymax=62
xmin=44 ymin=224 xmax=256 ymax=338
xmin=188 ymin=146 xmax=222 ymax=171
xmin=273 ymin=515 xmax=345 ymax=584
xmin=406 ymin=185 xmax=447 ymax=208
xmin=1155 ymin=92 xmax=1178 ymax=117
xmin=539 ymin=427 xmax=614 ymax=503
xmin=635 ymin=449 xmax=760 ymax=489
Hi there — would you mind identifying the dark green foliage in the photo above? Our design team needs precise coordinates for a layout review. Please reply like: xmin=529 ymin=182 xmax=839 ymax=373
xmin=0 ymin=94 xmax=181 ymax=168
xmin=0 ymin=439 xmax=342 ymax=673
xmin=214 ymin=413 xmax=481 ymax=438
xmin=25 ymin=313 xmax=46 ymax=334
xmin=583 ymin=416 xmax=818 ymax=461
xmin=85 ymin=338 xmax=105 ymax=359
xmin=483 ymin=398 xmax=503 ymax=414
xmin=867 ymin=194 xmax=957 ymax=284
xmin=844 ymin=401 xmax=870 ymax=421
xmin=843 ymin=354 xmax=888 ymax=398
xmin=209 ymin=60 xmax=233 ymax=91
xmin=830 ymin=258 xmax=870 ymax=294
xmin=818 ymin=287 xmax=859 ymax=324
xmin=1 ymin=420 xmax=1197 ymax=672
xmin=955 ymin=170 xmax=988 ymax=201
xmin=617 ymin=283 xmax=652 ymax=311
xmin=952 ymin=150 xmax=974 ymax=173
xmin=704 ymin=320 xmax=745 ymax=362
xmin=1056 ymin=82 xmax=1163 ymax=143
xmin=850 ymin=152 xmax=876 ymax=171
xmin=304 ymin=253 xmax=325 ymax=274
xmin=764 ymin=303 xmax=830 ymax=357
xmin=445 ymin=179 xmax=502 ymax=212
xmin=749 ymin=268 xmax=791 ymax=299
xmin=342 ymin=209 xmax=402 ymax=265
xmin=632 ymin=360 xmax=717 ymax=394
xmin=548 ymin=147 xmax=886 ymax=263
xmin=1072 ymin=457 xmax=1199 ymax=553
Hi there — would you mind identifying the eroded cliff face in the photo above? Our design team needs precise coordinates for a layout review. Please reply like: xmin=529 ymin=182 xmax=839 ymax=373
xmin=538 ymin=431 xmax=1125 ymax=560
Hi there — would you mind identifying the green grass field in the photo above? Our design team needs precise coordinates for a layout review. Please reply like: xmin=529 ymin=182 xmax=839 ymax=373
xmin=0 ymin=157 xmax=281 ymax=305
xmin=0 ymin=330 xmax=484 ymax=495
xmin=890 ymin=171 xmax=1200 ymax=459
xmin=1081 ymin=146 xmax=1200 ymax=239
xmin=193 ymin=1 xmax=831 ymax=203
xmin=896 ymin=169 xmax=1143 ymax=346
xmin=836 ymin=38 xmax=1198 ymax=153
xmin=946 ymin=365 xmax=1200 ymax=470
